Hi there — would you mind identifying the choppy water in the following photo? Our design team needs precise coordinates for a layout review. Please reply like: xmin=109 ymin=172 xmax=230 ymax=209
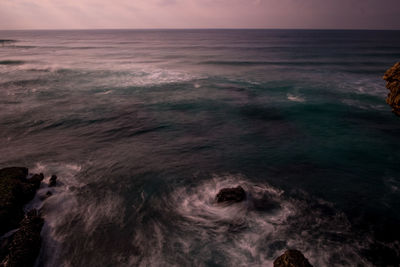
xmin=1 ymin=29 xmax=400 ymax=266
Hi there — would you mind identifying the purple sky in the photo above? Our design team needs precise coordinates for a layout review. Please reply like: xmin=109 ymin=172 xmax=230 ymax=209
xmin=1 ymin=0 xmax=399 ymax=30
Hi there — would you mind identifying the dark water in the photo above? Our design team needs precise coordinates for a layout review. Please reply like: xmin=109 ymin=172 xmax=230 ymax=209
xmin=0 ymin=29 xmax=400 ymax=266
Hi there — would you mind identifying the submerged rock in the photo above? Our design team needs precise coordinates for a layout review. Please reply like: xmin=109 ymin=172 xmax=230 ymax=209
xmin=216 ymin=186 xmax=246 ymax=203
xmin=383 ymin=62 xmax=400 ymax=116
xmin=274 ymin=250 xmax=313 ymax=267
xmin=0 ymin=167 xmax=43 ymax=236
xmin=252 ymin=195 xmax=280 ymax=212
xmin=1 ymin=210 xmax=44 ymax=267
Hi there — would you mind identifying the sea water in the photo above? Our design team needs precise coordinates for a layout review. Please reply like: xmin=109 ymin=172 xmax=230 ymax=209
xmin=0 ymin=29 xmax=400 ymax=266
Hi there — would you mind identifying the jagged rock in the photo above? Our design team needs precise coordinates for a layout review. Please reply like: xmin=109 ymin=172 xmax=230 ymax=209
xmin=0 ymin=167 xmax=43 ymax=236
xmin=1 ymin=210 xmax=44 ymax=267
xmin=274 ymin=250 xmax=313 ymax=267
xmin=49 ymin=175 xmax=57 ymax=187
xmin=216 ymin=186 xmax=246 ymax=203
xmin=383 ymin=62 xmax=400 ymax=116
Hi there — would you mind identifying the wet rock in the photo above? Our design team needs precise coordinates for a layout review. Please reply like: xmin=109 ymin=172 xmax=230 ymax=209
xmin=274 ymin=250 xmax=313 ymax=267
xmin=49 ymin=175 xmax=57 ymax=187
xmin=216 ymin=186 xmax=246 ymax=203
xmin=383 ymin=62 xmax=400 ymax=116
xmin=1 ymin=210 xmax=44 ymax=267
xmin=28 ymin=174 xmax=44 ymax=189
xmin=0 ymin=233 xmax=15 ymax=264
xmin=0 ymin=167 xmax=43 ymax=236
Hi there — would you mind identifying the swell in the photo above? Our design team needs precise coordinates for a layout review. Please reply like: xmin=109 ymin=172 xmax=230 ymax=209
xmin=0 ymin=39 xmax=17 ymax=44
xmin=200 ymin=60 xmax=389 ymax=67
xmin=0 ymin=60 xmax=25 ymax=65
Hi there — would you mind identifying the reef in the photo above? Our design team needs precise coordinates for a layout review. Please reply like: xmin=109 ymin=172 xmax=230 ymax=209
xmin=383 ymin=62 xmax=400 ymax=116
xmin=0 ymin=167 xmax=49 ymax=267
xmin=274 ymin=250 xmax=313 ymax=267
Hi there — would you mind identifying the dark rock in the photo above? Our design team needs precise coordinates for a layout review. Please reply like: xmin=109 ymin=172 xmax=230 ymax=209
xmin=216 ymin=186 xmax=246 ymax=203
xmin=0 ymin=167 xmax=43 ymax=236
xmin=0 ymin=233 xmax=15 ymax=264
xmin=0 ymin=168 xmax=28 ymax=182
xmin=49 ymin=175 xmax=57 ymax=187
xmin=1 ymin=210 xmax=44 ymax=267
xmin=383 ymin=62 xmax=400 ymax=116
xmin=28 ymin=174 xmax=44 ymax=189
xmin=274 ymin=250 xmax=313 ymax=267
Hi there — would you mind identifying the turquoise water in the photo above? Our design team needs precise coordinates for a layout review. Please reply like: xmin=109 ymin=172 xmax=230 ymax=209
xmin=0 ymin=29 xmax=400 ymax=266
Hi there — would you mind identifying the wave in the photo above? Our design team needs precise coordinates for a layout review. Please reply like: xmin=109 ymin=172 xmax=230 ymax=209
xmin=0 ymin=39 xmax=17 ymax=44
xmin=200 ymin=60 xmax=388 ymax=67
xmin=0 ymin=60 xmax=25 ymax=65
xmin=287 ymin=93 xmax=306 ymax=102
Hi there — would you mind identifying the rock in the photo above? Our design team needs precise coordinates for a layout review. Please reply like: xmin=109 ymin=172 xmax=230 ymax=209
xmin=1 ymin=210 xmax=44 ymax=267
xmin=216 ymin=186 xmax=246 ymax=203
xmin=0 ymin=233 xmax=15 ymax=264
xmin=274 ymin=250 xmax=313 ymax=267
xmin=383 ymin=62 xmax=400 ymax=116
xmin=49 ymin=175 xmax=57 ymax=187
xmin=0 ymin=167 xmax=43 ymax=236
xmin=28 ymin=174 xmax=44 ymax=189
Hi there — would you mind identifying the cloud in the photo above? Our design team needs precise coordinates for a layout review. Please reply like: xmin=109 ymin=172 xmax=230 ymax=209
xmin=0 ymin=0 xmax=399 ymax=29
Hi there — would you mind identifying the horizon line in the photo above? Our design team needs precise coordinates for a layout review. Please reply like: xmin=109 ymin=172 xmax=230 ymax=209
xmin=1 ymin=27 xmax=400 ymax=31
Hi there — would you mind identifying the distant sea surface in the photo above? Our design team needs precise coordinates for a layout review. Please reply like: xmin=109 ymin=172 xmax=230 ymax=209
xmin=1 ymin=29 xmax=400 ymax=266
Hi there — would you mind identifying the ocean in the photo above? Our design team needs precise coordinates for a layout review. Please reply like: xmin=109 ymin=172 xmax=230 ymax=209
xmin=0 ymin=29 xmax=399 ymax=266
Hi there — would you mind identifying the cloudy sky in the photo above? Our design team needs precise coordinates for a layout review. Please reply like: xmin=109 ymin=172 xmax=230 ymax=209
xmin=0 ymin=0 xmax=399 ymax=30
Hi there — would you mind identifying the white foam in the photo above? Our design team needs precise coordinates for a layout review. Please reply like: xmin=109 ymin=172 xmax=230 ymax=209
xmin=96 ymin=90 xmax=113 ymax=95
xmin=287 ymin=93 xmax=306 ymax=102
xmin=164 ymin=174 xmax=295 ymax=266
xmin=26 ymin=162 xmax=85 ymax=266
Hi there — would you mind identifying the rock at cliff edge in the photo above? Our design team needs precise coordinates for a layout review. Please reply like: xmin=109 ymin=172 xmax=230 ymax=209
xmin=383 ymin=62 xmax=400 ymax=116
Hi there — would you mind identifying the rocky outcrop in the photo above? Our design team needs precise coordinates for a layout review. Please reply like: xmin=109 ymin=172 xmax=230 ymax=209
xmin=274 ymin=250 xmax=313 ymax=267
xmin=1 ymin=210 xmax=44 ymax=267
xmin=0 ymin=167 xmax=43 ymax=235
xmin=216 ymin=186 xmax=246 ymax=203
xmin=0 ymin=167 xmax=46 ymax=267
xmin=383 ymin=62 xmax=400 ymax=116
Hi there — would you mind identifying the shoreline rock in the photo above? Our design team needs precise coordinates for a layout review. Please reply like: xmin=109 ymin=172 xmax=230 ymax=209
xmin=2 ymin=210 xmax=44 ymax=267
xmin=383 ymin=62 xmax=400 ymax=116
xmin=0 ymin=167 xmax=45 ymax=267
xmin=0 ymin=167 xmax=43 ymax=235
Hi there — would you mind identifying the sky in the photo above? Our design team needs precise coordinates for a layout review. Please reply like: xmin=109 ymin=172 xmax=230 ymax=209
xmin=0 ymin=0 xmax=399 ymax=30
